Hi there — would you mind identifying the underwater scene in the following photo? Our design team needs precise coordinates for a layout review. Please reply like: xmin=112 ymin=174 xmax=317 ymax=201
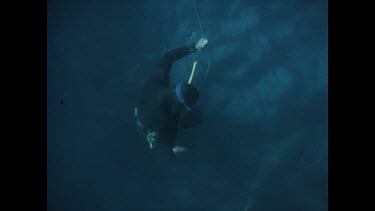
xmin=48 ymin=0 xmax=328 ymax=210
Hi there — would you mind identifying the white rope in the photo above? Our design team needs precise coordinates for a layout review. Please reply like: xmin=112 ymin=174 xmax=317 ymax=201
xmin=192 ymin=0 xmax=205 ymax=37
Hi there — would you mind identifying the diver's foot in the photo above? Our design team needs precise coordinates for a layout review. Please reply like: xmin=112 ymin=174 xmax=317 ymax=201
xmin=172 ymin=146 xmax=188 ymax=155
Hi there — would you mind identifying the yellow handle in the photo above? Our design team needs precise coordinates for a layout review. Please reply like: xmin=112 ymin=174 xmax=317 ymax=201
xmin=188 ymin=61 xmax=198 ymax=84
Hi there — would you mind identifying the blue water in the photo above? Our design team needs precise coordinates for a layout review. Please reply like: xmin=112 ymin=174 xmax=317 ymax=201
xmin=47 ymin=0 xmax=328 ymax=210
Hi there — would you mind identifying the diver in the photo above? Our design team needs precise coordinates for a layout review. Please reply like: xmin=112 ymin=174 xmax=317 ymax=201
xmin=134 ymin=37 xmax=208 ymax=155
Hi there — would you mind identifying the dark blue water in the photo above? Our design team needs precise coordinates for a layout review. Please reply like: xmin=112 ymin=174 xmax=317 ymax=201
xmin=47 ymin=0 xmax=327 ymax=210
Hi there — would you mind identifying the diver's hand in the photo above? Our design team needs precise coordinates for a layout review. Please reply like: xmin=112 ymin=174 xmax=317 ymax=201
xmin=195 ymin=38 xmax=208 ymax=51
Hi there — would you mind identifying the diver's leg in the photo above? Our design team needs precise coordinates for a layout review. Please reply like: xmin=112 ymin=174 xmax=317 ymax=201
xmin=178 ymin=108 xmax=204 ymax=129
xmin=172 ymin=129 xmax=200 ymax=155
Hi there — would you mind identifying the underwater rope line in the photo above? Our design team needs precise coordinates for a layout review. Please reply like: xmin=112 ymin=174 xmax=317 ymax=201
xmin=189 ymin=0 xmax=211 ymax=88
xmin=192 ymin=0 xmax=205 ymax=37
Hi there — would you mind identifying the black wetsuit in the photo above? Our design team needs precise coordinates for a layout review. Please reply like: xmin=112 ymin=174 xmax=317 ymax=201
xmin=136 ymin=44 xmax=203 ymax=146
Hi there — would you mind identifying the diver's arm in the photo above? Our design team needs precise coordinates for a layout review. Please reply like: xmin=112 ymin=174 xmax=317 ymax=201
xmin=157 ymin=44 xmax=196 ymax=74
xmin=157 ymin=38 xmax=208 ymax=84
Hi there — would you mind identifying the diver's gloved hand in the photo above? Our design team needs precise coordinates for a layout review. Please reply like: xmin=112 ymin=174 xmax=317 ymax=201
xmin=147 ymin=131 xmax=158 ymax=149
xmin=195 ymin=38 xmax=208 ymax=51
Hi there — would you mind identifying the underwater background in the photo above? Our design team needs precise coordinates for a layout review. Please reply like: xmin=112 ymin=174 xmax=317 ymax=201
xmin=47 ymin=0 xmax=328 ymax=210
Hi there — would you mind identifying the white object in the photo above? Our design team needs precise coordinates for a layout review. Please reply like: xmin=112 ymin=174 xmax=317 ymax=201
xmin=195 ymin=38 xmax=208 ymax=51
xmin=172 ymin=146 xmax=188 ymax=154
